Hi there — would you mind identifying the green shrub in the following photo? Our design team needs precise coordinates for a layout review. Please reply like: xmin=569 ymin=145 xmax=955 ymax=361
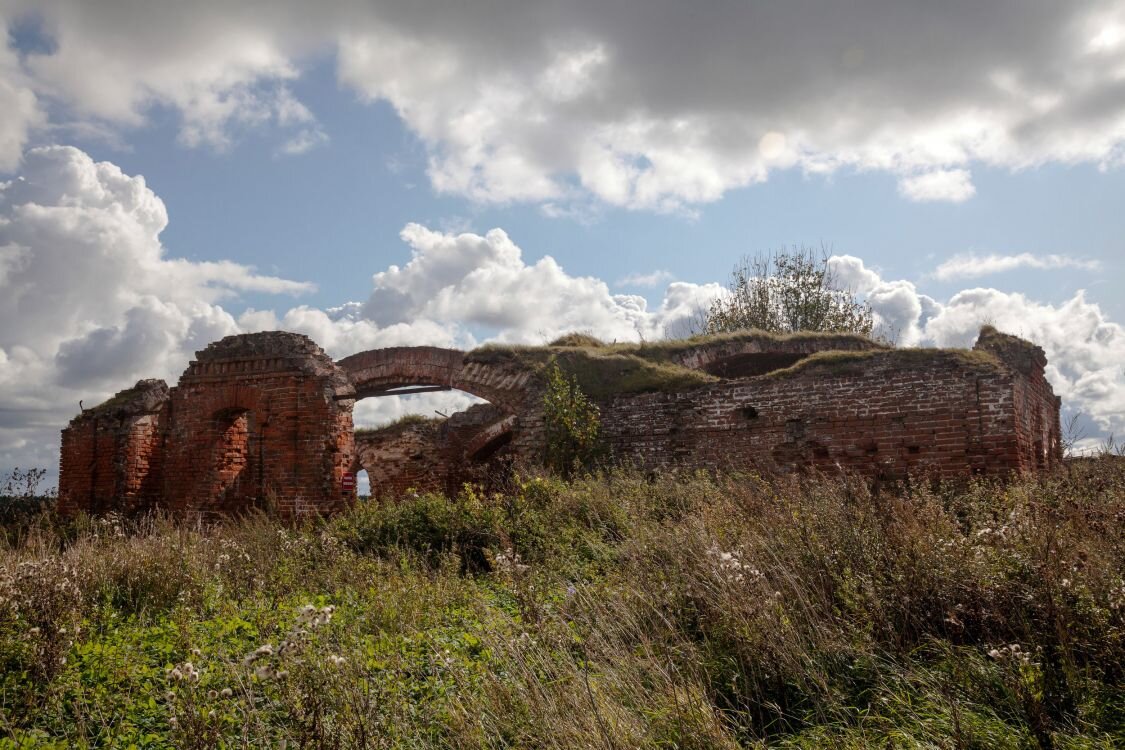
xmin=542 ymin=362 xmax=604 ymax=477
xmin=0 ymin=463 xmax=1121 ymax=747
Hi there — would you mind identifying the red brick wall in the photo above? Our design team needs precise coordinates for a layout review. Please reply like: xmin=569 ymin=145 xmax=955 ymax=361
xmin=338 ymin=346 xmax=536 ymax=412
xmin=355 ymin=423 xmax=446 ymax=498
xmin=599 ymin=349 xmax=1050 ymax=480
xmin=159 ymin=333 xmax=355 ymax=519
xmin=59 ymin=334 xmax=356 ymax=520
xmin=973 ymin=327 xmax=1062 ymax=472
xmin=59 ymin=328 xmax=1062 ymax=518
xmin=58 ymin=380 xmax=169 ymax=516
xmin=353 ymin=403 xmax=515 ymax=499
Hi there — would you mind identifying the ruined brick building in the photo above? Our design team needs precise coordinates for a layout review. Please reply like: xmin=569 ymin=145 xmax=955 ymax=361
xmin=58 ymin=326 xmax=1062 ymax=518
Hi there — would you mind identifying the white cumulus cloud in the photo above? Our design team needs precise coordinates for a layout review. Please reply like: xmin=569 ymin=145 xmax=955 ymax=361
xmin=0 ymin=146 xmax=312 ymax=477
xmin=4 ymin=2 xmax=1125 ymax=209
xmin=616 ymin=270 xmax=675 ymax=288
xmin=897 ymin=169 xmax=977 ymax=203
xmin=932 ymin=252 xmax=1102 ymax=281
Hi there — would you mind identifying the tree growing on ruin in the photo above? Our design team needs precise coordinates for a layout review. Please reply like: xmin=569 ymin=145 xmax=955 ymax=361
xmin=542 ymin=362 xmax=603 ymax=477
xmin=702 ymin=246 xmax=874 ymax=337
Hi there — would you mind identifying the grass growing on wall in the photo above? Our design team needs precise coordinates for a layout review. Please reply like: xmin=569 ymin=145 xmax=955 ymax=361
xmin=0 ymin=461 xmax=1123 ymax=748
xmin=354 ymin=414 xmax=445 ymax=436
xmin=763 ymin=347 xmax=1006 ymax=379
xmin=468 ymin=328 xmax=895 ymax=398
xmin=467 ymin=344 xmax=720 ymax=397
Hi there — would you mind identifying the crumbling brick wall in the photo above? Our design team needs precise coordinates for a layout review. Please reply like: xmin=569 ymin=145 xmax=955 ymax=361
xmin=354 ymin=403 xmax=514 ymax=498
xmin=58 ymin=379 xmax=170 ymax=516
xmin=598 ymin=338 xmax=1061 ymax=479
xmin=59 ymin=326 xmax=1062 ymax=518
xmin=59 ymin=333 xmax=356 ymax=519
xmin=160 ymin=333 xmax=356 ymax=517
xmin=974 ymin=326 xmax=1062 ymax=472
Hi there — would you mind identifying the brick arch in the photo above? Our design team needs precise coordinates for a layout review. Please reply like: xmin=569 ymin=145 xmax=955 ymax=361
xmin=336 ymin=346 xmax=534 ymax=412
xmin=192 ymin=386 xmax=266 ymax=419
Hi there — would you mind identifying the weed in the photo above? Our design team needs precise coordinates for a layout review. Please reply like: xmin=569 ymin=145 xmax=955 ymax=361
xmin=0 ymin=462 xmax=1121 ymax=747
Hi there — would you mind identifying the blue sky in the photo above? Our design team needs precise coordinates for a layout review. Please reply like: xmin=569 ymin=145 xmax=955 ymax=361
xmin=1 ymin=1 xmax=1124 ymax=480
xmin=55 ymin=53 xmax=1124 ymax=320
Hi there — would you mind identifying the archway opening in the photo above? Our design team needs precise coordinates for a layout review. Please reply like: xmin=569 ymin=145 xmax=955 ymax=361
xmin=209 ymin=407 xmax=256 ymax=511
xmin=352 ymin=388 xmax=485 ymax=434
xmin=352 ymin=388 xmax=514 ymax=499
xmin=355 ymin=469 xmax=370 ymax=500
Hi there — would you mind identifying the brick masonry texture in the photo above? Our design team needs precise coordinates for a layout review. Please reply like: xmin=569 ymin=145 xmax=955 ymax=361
xmin=58 ymin=326 xmax=1061 ymax=518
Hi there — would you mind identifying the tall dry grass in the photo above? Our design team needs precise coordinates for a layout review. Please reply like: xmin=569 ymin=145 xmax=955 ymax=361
xmin=0 ymin=460 xmax=1122 ymax=748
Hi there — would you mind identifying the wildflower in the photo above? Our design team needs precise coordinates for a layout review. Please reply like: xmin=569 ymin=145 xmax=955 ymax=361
xmin=328 ymin=654 xmax=347 ymax=666
xmin=493 ymin=549 xmax=529 ymax=574
xmin=207 ymin=690 xmax=218 ymax=700
xmin=295 ymin=604 xmax=336 ymax=628
xmin=168 ymin=661 xmax=201 ymax=682
xmin=220 ymin=687 xmax=233 ymax=698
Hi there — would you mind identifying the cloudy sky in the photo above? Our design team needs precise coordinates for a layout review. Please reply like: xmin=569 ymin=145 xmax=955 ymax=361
xmin=2 ymin=0 xmax=1124 ymax=483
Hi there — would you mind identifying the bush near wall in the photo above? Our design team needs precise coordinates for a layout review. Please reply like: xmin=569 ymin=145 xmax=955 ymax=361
xmin=0 ymin=461 xmax=1122 ymax=748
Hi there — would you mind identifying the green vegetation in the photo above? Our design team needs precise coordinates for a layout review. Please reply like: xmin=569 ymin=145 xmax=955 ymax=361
xmin=547 ymin=332 xmax=608 ymax=348
xmin=703 ymin=247 xmax=876 ymax=337
xmin=82 ymin=382 xmax=154 ymax=415
xmin=354 ymin=414 xmax=444 ymax=436
xmin=0 ymin=469 xmax=56 ymax=545
xmin=542 ymin=363 xmax=603 ymax=476
xmin=468 ymin=343 xmax=719 ymax=398
xmin=765 ymin=347 xmax=1005 ymax=379
xmin=1 ymin=461 xmax=1123 ymax=748
xmin=470 ymin=328 xmax=890 ymax=397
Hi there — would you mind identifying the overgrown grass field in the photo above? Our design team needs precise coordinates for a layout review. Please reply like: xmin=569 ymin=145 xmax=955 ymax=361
xmin=1 ymin=462 xmax=1123 ymax=748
